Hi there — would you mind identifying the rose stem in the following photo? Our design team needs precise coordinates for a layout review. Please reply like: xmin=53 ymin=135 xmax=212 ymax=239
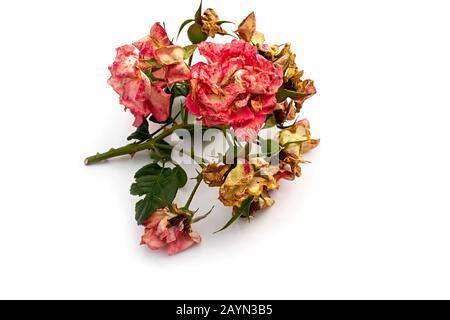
xmin=183 ymin=173 xmax=203 ymax=210
xmin=84 ymin=124 xmax=195 ymax=165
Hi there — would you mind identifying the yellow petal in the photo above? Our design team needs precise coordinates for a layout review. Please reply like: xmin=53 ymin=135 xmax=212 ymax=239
xmin=203 ymin=164 xmax=232 ymax=187
xmin=251 ymin=31 xmax=265 ymax=45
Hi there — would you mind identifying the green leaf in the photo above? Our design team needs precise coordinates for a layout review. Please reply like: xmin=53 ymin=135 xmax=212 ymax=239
xmin=131 ymin=169 xmax=174 ymax=196
xmin=217 ymin=20 xmax=235 ymax=26
xmin=141 ymin=68 xmax=163 ymax=82
xmin=142 ymin=58 xmax=163 ymax=68
xmin=135 ymin=195 xmax=168 ymax=226
xmin=194 ymin=0 xmax=203 ymax=24
xmin=127 ymin=119 xmax=150 ymax=142
xmin=131 ymin=164 xmax=181 ymax=225
xmin=134 ymin=163 xmax=165 ymax=179
xmin=173 ymin=165 xmax=188 ymax=188
xmin=263 ymin=114 xmax=277 ymax=129
xmin=183 ymin=44 xmax=197 ymax=60
xmin=276 ymin=88 xmax=310 ymax=103
xmin=172 ymin=84 xmax=189 ymax=97
xmin=177 ymin=19 xmax=195 ymax=40
xmin=215 ymin=196 xmax=254 ymax=233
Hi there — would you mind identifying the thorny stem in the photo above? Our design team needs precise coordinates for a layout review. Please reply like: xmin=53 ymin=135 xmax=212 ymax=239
xmin=84 ymin=124 xmax=195 ymax=165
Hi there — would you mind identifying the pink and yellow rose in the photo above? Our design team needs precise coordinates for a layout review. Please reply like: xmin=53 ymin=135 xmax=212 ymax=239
xmin=186 ymin=40 xmax=284 ymax=142
xmin=108 ymin=23 xmax=190 ymax=127
xmin=141 ymin=207 xmax=201 ymax=256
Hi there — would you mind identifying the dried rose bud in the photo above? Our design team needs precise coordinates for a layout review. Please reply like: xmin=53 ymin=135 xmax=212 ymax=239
xmin=201 ymin=8 xmax=226 ymax=37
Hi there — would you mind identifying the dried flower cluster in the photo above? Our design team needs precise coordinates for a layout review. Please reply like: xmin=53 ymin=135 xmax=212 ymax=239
xmin=86 ymin=2 xmax=319 ymax=255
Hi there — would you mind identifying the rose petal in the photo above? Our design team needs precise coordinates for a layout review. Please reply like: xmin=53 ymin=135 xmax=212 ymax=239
xmin=237 ymin=12 xmax=256 ymax=42
xmin=165 ymin=63 xmax=191 ymax=84
xmin=154 ymin=46 xmax=186 ymax=65
xmin=148 ymin=83 xmax=171 ymax=122
xmin=187 ymin=40 xmax=283 ymax=142
xmin=141 ymin=229 xmax=167 ymax=250
xmin=150 ymin=22 xmax=171 ymax=48
xmin=233 ymin=114 xmax=266 ymax=143
xmin=166 ymin=229 xmax=199 ymax=256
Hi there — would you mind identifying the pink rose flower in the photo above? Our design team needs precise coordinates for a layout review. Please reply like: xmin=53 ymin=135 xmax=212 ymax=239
xmin=186 ymin=40 xmax=283 ymax=142
xmin=140 ymin=208 xmax=201 ymax=256
xmin=133 ymin=23 xmax=191 ymax=84
xmin=108 ymin=23 xmax=190 ymax=127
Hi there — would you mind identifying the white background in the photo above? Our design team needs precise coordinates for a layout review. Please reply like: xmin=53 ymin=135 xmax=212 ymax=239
xmin=0 ymin=0 xmax=449 ymax=300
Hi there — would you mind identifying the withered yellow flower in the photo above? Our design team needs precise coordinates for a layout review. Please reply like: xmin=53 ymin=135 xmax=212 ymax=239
xmin=201 ymin=8 xmax=226 ymax=37
xmin=219 ymin=159 xmax=279 ymax=208
xmin=277 ymin=119 xmax=320 ymax=180
xmin=253 ymin=191 xmax=274 ymax=211
xmin=274 ymin=100 xmax=297 ymax=123
xmin=276 ymin=43 xmax=317 ymax=109
xmin=203 ymin=163 xmax=232 ymax=187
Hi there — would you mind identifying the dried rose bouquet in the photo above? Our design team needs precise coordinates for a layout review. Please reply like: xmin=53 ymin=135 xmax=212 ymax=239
xmin=85 ymin=2 xmax=319 ymax=255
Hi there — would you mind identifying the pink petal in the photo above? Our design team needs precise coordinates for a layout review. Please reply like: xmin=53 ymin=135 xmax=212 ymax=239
xmin=233 ymin=114 xmax=266 ymax=143
xmin=148 ymin=83 xmax=170 ymax=122
xmin=166 ymin=229 xmax=200 ymax=256
xmin=150 ymin=22 xmax=171 ymax=48
xmin=165 ymin=63 xmax=190 ymax=84
xmin=198 ymin=42 xmax=225 ymax=63
xmin=186 ymin=40 xmax=284 ymax=140
xmin=229 ymin=106 xmax=254 ymax=123
xmin=132 ymin=23 xmax=171 ymax=58
xmin=141 ymin=229 xmax=166 ymax=250
xmin=165 ymin=227 xmax=178 ymax=243
xmin=133 ymin=35 xmax=155 ymax=58
xmin=186 ymin=94 xmax=201 ymax=116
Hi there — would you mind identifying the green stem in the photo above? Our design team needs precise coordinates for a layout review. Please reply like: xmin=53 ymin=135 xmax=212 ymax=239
xmin=184 ymin=174 xmax=203 ymax=210
xmin=244 ymin=142 xmax=251 ymax=161
xmin=84 ymin=124 xmax=194 ymax=165
xmin=182 ymin=106 xmax=188 ymax=125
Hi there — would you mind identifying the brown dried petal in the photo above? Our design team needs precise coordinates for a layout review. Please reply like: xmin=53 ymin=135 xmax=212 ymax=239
xmin=219 ymin=159 xmax=280 ymax=207
xmin=237 ymin=12 xmax=256 ymax=42
xmin=203 ymin=163 xmax=232 ymax=187
xmin=219 ymin=162 xmax=255 ymax=207
xmin=201 ymin=9 xmax=226 ymax=37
